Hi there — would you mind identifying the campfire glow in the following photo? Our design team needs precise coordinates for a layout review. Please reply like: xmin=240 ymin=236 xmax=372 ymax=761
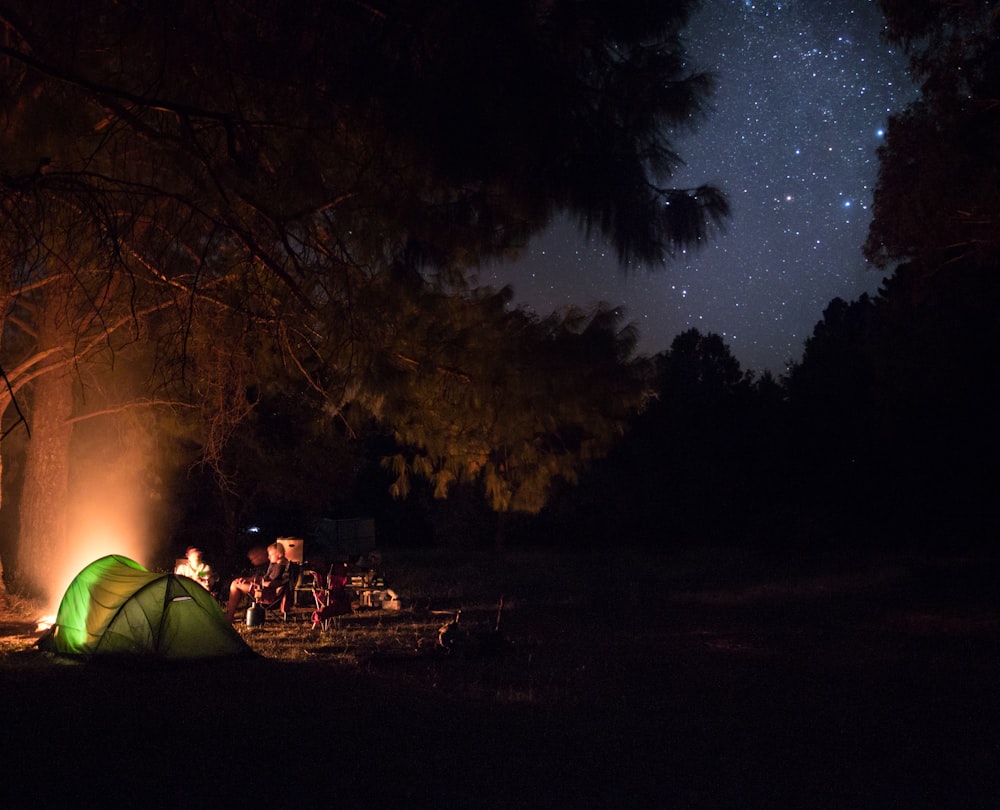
xmin=26 ymin=378 xmax=171 ymax=630
xmin=42 ymin=498 xmax=154 ymax=623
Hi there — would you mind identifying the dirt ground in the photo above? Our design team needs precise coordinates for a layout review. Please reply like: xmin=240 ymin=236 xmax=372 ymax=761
xmin=2 ymin=549 xmax=1000 ymax=808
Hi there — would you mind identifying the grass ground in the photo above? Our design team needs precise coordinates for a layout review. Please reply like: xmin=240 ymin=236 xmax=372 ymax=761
xmin=2 ymin=547 xmax=1000 ymax=808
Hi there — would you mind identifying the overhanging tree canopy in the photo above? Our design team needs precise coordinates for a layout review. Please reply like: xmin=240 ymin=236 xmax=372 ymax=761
xmin=0 ymin=0 xmax=729 ymax=594
xmin=866 ymin=0 xmax=1000 ymax=273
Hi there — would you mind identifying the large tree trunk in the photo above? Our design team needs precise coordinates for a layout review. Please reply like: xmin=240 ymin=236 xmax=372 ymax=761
xmin=17 ymin=293 xmax=74 ymax=602
xmin=18 ymin=370 xmax=73 ymax=600
xmin=0 ymin=393 xmax=28 ymax=598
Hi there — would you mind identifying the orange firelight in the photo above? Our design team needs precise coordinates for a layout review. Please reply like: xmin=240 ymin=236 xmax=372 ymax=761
xmin=45 ymin=513 xmax=151 ymax=618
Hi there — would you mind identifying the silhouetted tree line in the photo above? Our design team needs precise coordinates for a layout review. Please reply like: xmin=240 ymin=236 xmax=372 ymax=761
xmin=189 ymin=247 xmax=998 ymax=554
xmin=535 ymin=266 xmax=998 ymax=553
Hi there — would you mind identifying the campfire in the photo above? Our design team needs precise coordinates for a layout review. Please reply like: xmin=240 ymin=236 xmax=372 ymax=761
xmin=37 ymin=509 xmax=153 ymax=633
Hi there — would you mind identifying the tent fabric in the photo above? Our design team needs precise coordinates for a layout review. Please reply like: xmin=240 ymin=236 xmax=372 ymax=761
xmin=40 ymin=554 xmax=251 ymax=659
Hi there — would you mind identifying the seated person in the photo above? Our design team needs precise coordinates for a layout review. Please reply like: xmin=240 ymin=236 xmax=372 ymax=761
xmin=226 ymin=541 xmax=290 ymax=622
xmin=245 ymin=545 xmax=268 ymax=573
xmin=175 ymin=546 xmax=218 ymax=592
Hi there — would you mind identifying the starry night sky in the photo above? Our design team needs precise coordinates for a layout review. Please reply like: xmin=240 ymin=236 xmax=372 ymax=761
xmin=485 ymin=0 xmax=916 ymax=374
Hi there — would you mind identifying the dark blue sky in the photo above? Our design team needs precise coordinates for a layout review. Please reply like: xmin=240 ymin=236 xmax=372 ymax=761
xmin=486 ymin=0 xmax=915 ymax=374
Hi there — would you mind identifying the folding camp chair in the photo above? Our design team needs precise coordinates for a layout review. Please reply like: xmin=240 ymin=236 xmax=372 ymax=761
xmin=310 ymin=563 xmax=355 ymax=629
xmin=252 ymin=560 xmax=299 ymax=622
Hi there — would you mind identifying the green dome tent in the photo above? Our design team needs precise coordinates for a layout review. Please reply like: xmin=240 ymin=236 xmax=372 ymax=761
xmin=39 ymin=555 xmax=251 ymax=659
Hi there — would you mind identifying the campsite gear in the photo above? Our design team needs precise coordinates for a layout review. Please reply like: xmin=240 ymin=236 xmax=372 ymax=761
xmin=246 ymin=599 xmax=265 ymax=627
xmin=38 ymin=554 xmax=251 ymax=659
xmin=354 ymin=585 xmax=401 ymax=609
xmin=310 ymin=565 xmax=354 ymax=629
xmin=253 ymin=570 xmax=296 ymax=621
xmin=438 ymin=610 xmax=462 ymax=651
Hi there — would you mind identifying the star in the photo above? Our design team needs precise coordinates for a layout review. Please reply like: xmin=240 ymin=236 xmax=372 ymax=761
xmin=489 ymin=0 xmax=916 ymax=374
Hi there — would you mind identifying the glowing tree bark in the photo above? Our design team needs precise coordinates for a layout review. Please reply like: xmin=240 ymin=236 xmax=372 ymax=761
xmin=14 ymin=280 xmax=73 ymax=599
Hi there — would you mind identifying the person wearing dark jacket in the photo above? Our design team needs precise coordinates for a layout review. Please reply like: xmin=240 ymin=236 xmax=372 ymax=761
xmin=226 ymin=541 xmax=289 ymax=622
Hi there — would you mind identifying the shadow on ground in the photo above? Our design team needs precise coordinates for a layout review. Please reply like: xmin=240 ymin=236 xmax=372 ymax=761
xmin=2 ymin=549 xmax=999 ymax=808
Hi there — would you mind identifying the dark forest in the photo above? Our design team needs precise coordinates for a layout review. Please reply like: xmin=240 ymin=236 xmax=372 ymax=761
xmin=0 ymin=1 xmax=997 ymax=594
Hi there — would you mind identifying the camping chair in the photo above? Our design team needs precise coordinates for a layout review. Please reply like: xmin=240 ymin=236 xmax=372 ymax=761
xmin=279 ymin=537 xmax=320 ymax=608
xmin=310 ymin=563 xmax=355 ymax=629
xmin=254 ymin=561 xmax=299 ymax=621
xmin=292 ymin=565 xmax=321 ymax=607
